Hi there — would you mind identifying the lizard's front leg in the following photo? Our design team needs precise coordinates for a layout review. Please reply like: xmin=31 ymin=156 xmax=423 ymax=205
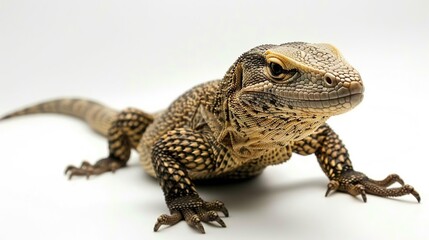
xmin=293 ymin=124 xmax=420 ymax=202
xmin=152 ymin=127 xmax=228 ymax=233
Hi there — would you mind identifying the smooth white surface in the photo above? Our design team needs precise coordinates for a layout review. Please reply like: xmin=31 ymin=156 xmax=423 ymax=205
xmin=0 ymin=1 xmax=428 ymax=239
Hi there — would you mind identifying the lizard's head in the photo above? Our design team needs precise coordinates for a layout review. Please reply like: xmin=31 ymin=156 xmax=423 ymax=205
xmin=214 ymin=42 xmax=364 ymax=156
xmin=223 ymin=42 xmax=364 ymax=118
xmin=214 ymin=43 xmax=364 ymax=156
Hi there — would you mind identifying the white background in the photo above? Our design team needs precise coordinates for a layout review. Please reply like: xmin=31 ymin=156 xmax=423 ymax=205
xmin=0 ymin=0 xmax=428 ymax=239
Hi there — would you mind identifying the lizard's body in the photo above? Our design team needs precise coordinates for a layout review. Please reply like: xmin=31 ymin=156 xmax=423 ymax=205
xmin=140 ymin=80 xmax=295 ymax=180
xmin=1 ymin=42 xmax=420 ymax=233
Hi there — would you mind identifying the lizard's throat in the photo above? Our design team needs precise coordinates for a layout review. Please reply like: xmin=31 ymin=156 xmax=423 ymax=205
xmin=218 ymin=102 xmax=328 ymax=159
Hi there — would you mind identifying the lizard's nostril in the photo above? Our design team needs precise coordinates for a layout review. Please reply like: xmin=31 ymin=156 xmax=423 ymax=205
xmin=323 ymin=73 xmax=337 ymax=87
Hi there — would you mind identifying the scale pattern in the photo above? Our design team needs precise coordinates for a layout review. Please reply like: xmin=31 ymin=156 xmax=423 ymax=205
xmin=0 ymin=42 xmax=420 ymax=234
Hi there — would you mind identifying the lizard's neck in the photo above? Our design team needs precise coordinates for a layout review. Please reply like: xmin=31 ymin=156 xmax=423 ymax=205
xmin=210 ymin=94 xmax=329 ymax=160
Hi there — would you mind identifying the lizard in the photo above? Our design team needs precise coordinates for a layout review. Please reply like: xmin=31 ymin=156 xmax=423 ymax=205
xmin=0 ymin=42 xmax=420 ymax=234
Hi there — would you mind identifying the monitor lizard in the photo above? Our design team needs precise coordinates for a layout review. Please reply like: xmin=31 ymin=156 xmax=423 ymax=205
xmin=0 ymin=42 xmax=420 ymax=234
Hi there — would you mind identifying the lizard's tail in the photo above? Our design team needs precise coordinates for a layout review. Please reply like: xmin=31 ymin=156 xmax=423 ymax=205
xmin=0 ymin=99 xmax=118 ymax=136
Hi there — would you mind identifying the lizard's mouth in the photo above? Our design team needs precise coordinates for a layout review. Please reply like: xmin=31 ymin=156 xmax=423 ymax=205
xmin=287 ymin=92 xmax=364 ymax=115
xmin=274 ymin=79 xmax=365 ymax=115
xmin=241 ymin=81 xmax=364 ymax=116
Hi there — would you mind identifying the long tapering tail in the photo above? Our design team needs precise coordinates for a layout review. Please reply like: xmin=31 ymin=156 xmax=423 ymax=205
xmin=1 ymin=99 xmax=118 ymax=136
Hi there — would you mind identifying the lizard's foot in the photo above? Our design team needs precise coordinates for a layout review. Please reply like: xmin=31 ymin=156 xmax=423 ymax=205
xmin=64 ymin=157 xmax=126 ymax=180
xmin=325 ymin=171 xmax=420 ymax=202
xmin=154 ymin=196 xmax=229 ymax=234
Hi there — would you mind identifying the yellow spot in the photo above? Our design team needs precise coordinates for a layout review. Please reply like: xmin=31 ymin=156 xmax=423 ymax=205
xmin=338 ymin=155 xmax=345 ymax=162
xmin=186 ymin=163 xmax=197 ymax=169
xmin=185 ymin=178 xmax=191 ymax=185
xmin=195 ymin=157 xmax=204 ymax=164
xmin=183 ymin=147 xmax=192 ymax=153
xmin=196 ymin=164 xmax=206 ymax=171
xmin=324 ymin=157 xmax=328 ymax=165
xmin=168 ymin=168 xmax=174 ymax=174
xmin=330 ymin=160 xmax=336 ymax=167
xmin=173 ymin=175 xmax=180 ymax=182
xmin=336 ymin=164 xmax=343 ymax=171
xmin=192 ymin=149 xmax=201 ymax=155
xmin=304 ymin=145 xmax=312 ymax=152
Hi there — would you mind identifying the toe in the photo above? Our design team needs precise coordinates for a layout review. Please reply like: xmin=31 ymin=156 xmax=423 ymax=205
xmin=204 ymin=200 xmax=229 ymax=217
xmin=153 ymin=211 xmax=182 ymax=232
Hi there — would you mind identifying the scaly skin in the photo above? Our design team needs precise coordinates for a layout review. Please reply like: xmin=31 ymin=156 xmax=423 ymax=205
xmin=0 ymin=42 xmax=420 ymax=234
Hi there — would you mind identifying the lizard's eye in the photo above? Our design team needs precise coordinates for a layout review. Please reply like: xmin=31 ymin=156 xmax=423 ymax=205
xmin=269 ymin=62 xmax=284 ymax=77
xmin=267 ymin=61 xmax=299 ymax=82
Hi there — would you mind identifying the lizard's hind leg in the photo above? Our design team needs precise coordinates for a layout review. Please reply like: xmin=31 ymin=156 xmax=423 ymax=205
xmin=65 ymin=108 xmax=153 ymax=179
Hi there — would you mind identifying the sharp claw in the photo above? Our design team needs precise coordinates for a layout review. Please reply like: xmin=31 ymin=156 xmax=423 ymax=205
xmin=414 ymin=192 xmax=421 ymax=203
xmin=154 ymin=222 xmax=161 ymax=232
xmin=407 ymin=185 xmax=421 ymax=203
xmin=216 ymin=217 xmax=226 ymax=228
xmin=361 ymin=192 xmax=367 ymax=203
xmin=325 ymin=180 xmax=339 ymax=197
xmin=325 ymin=188 xmax=332 ymax=197
xmin=221 ymin=207 xmax=229 ymax=217
xmin=195 ymin=222 xmax=205 ymax=234
xmin=64 ymin=166 xmax=74 ymax=175
xmin=153 ymin=215 xmax=165 ymax=232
